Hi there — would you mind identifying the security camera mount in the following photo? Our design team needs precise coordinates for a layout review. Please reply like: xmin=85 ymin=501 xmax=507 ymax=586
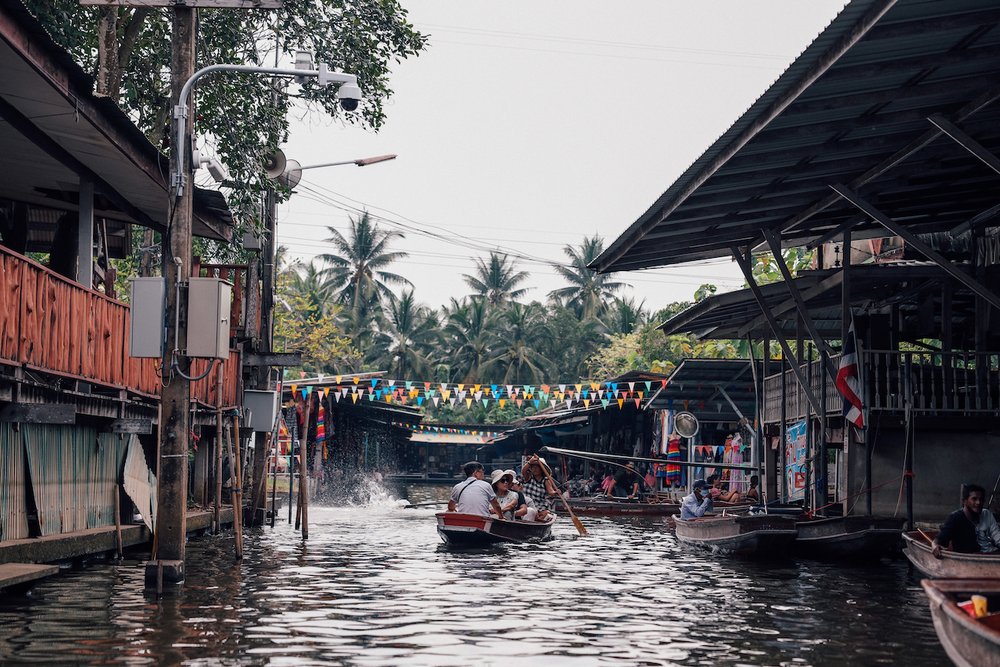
xmin=173 ymin=59 xmax=361 ymax=196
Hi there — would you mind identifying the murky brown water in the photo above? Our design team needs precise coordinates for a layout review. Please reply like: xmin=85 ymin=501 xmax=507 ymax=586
xmin=0 ymin=484 xmax=946 ymax=666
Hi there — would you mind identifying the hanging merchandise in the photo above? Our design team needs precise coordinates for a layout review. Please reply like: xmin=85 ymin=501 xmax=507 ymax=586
xmin=666 ymin=437 xmax=682 ymax=486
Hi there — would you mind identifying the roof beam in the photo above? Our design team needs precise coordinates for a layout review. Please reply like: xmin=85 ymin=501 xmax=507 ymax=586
xmin=829 ymin=184 xmax=1000 ymax=312
xmin=763 ymin=228 xmax=838 ymax=383
xmin=737 ymin=266 xmax=844 ymax=339
xmin=927 ymin=114 xmax=1000 ymax=176
xmin=805 ymin=218 xmax=865 ymax=250
xmin=950 ymin=202 xmax=1000 ymax=235
xmin=731 ymin=245 xmax=822 ymax=416
xmin=780 ymin=83 xmax=1000 ymax=237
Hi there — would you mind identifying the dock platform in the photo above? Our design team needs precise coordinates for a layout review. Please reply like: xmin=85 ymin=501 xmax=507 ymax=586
xmin=0 ymin=563 xmax=59 ymax=591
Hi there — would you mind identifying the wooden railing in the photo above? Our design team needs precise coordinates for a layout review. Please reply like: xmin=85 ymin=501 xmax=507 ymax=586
xmin=864 ymin=349 xmax=1000 ymax=414
xmin=762 ymin=348 xmax=1000 ymax=421
xmin=762 ymin=354 xmax=841 ymax=423
xmin=0 ymin=245 xmax=238 ymax=406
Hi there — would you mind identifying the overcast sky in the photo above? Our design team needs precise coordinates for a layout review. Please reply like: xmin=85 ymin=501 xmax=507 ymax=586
xmin=276 ymin=0 xmax=847 ymax=314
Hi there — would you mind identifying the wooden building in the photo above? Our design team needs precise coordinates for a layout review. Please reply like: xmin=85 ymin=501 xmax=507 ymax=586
xmin=0 ymin=3 xmax=241 ymax=558
xmin=594 ymin=0 xmax=1000 ymax=525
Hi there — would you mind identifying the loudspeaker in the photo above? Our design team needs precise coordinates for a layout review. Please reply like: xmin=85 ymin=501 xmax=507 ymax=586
xmin=263 ymin=150 xmax=287 ymax=179
xmin=279 ymin=159 xmax=303 ymax=189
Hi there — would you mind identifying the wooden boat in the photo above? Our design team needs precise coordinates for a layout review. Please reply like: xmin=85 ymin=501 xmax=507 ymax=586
xmin=565 ymin=496 xmax=679 ymax=517
xmin=903 ymin=530 xmax=1000 ymax=578
xmin=435 ymin=512 xmax=554 ymax=547
xmin=794 ymin=515 xmax=904 ymax=560
xmin=921 ymin=578 xmax=1000 ymax=667
xmin=673 ymin=513 xmax=797 ymax=557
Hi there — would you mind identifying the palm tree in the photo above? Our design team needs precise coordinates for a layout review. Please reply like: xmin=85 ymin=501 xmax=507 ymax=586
xmin=319 ymin=212 xmax=412 ymax=315
xmin=441 ymin=297 xmax=496 ymax=382
xmin=372 ymin=291 xmax=439 ymax=379
xmin=283 ymin=260 xmax=335 ymax=320
xmin=550 ymin=236 xmax=628 ymax=320
xmin=463 ymin=252 xmax=529 ymax=306
xmin=485 ymin=302 xmax=553 ymax=384
xmin=603 ymin=296 xmax=647 ymax=335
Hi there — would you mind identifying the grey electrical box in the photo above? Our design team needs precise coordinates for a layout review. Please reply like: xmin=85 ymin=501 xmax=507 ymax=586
xmin=129 ymin=277 xmax=165 ymax=358
xmin=186 ymin=277 xmax=232 ymax=359
xmin=243 ymin=390 xmax=279 ymax=431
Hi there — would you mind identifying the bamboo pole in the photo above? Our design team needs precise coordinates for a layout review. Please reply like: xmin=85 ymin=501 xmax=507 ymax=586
xmin=231 ymin=413 xmax=244 ymax=559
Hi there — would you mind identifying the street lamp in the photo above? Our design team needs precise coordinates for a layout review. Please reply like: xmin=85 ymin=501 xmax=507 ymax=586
xmin=278 ymin=153 xmax=397 ymax=189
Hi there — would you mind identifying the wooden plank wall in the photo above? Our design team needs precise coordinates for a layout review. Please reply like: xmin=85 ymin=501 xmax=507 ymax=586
xmin=0 ymin=245 xmax=239 ymax=403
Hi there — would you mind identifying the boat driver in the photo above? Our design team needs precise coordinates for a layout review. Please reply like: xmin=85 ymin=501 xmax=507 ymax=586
xmin=932 ymin=483 xmax=1000 ymax=557
xmin=448 ymin=461 xmax=505 ymax=518
xmin=680 ymin=479 xmax=713 ymax=520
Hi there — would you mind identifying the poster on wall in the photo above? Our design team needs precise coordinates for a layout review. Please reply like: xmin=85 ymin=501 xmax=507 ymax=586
xmin=785 ymin=420 xmax=808 ymax=502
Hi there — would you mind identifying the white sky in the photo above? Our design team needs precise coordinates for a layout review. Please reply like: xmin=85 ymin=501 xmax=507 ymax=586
xmin=277 ymin=0 xmax=847 ymax=313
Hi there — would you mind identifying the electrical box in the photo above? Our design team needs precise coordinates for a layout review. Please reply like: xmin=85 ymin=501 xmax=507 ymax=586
xmin=243 ymin=390 xmax=279 ymax=432
xmin=129 ymin=277 xmax=165 ymax=358
xmin=186 ymin=277 xmax=232 ymax=359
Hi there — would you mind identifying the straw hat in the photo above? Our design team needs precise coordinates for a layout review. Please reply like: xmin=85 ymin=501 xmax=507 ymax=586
xmin=490 ymin=469 xmax=513 ymax=485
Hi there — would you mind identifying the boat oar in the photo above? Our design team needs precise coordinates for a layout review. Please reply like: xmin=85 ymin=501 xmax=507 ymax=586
xmin=538 ymin=457 xmax=588 ymax=536
xmin=917 ymin=528 xmax=935 ymax=546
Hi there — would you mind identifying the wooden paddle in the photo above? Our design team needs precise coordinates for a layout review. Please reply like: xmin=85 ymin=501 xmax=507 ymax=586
xmin=537 ymin=457 xmax=588 ymax=536
xmin=918 ymin=528 xmax=935 ymax=546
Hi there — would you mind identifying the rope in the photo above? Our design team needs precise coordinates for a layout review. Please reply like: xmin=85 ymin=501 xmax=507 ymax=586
xmin=804 ymin=472 xmax=907 ymax=518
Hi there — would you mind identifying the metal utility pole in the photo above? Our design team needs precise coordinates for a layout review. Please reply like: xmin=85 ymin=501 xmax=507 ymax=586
xmin=144 ymin=5 xmax=195 ymax=588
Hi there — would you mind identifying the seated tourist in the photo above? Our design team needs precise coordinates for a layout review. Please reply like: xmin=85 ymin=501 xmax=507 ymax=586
xmin=510 ymin=475 xmax=536 ymax=520
xmin=489 ymin=470 xmax=523 ymax=520
xmin=744 ymin=475 xmax=761 ymax=504
xmin=448 ymin=461 xmax=504 ymax=518
xmin=707 ymin=474 xmax=741 ymax=503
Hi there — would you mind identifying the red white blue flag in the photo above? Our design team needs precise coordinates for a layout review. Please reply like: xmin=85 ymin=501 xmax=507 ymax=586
xmin=836 ymin=316 xmax=865 ymax=428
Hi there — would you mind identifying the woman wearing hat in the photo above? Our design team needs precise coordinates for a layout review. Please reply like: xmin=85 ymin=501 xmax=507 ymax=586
xmin=520 ymin=454 xmax=558 ymax=521
xmin=489 ymin=469 xmax=523 ymax=521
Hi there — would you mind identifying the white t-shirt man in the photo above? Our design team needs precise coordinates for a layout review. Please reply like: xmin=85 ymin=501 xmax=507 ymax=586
xmin=450 ymin=476 xmax=497 ymax=517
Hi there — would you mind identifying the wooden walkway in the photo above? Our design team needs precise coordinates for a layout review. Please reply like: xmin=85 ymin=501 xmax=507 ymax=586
xmin=0 ymin=563 xmax=59 ymax=590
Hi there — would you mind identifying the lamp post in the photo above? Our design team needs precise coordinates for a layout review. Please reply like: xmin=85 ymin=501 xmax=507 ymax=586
xmin=149 ymin=51 xmax=361 ymax=588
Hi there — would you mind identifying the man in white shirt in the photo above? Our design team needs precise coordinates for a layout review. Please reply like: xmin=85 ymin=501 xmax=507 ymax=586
xmin=448 ymin=461 xmax=504 ymax=517
xmin=680 ymin=479 xmax=713 ymax=520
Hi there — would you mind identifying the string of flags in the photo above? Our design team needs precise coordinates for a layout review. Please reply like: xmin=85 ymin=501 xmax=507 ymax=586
xmin=284 ymin=377 xmax=672 ymax=411
xmin=389 ymin=422 xmax=506 ymax=438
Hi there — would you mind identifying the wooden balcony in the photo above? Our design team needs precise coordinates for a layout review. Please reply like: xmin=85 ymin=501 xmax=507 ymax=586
xmin=762 ymin=349 xmax=1000 ymax=422
xmin=0 ymin=245 xmax=238 ymax=407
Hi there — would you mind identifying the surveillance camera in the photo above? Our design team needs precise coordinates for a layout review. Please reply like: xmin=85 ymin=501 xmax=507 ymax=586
xmin=338 ymin=82 xmax=362 ymax=111
xmin=206 ymin=157 xmax=228 ymax=184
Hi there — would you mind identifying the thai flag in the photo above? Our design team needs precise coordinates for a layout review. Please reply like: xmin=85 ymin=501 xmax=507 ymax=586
xmin=836 ymin=317 xmax=865 ymax=429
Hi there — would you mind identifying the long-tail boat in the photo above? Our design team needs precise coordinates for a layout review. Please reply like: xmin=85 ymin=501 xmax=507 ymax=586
xmin=435 ymin=512 xmax=554 ymax=547
xmin=921 ymin=578 xmax=1000 ymax=667
xmin=793 ymin=515 xmax=905 ymax=560
xmin=672 ymin=513 xmax=797 ymax=557
xmin=903 ymin=530 xmax=1000 ymax=578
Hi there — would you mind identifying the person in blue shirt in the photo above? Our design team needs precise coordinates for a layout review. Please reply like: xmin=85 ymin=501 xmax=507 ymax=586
xmin=680 ymin=479 xmax=713 ymax=520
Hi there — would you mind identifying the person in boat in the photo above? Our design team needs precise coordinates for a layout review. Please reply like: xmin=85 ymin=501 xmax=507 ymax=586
xmin=510 ymin=474 xmax=539 ymax=521
xmin=448 ymin=461 xmax=505 ymax=518
xmin=521 ymin=455 xmax=558 ymax=521
xmin=489 ymin=469 xmax=526 ymax=521
xmin=932 ymin=484 xmax=1000 ymax=558
xmin=707 ymin=474 xmax=741 ymax=503
xmin=680 ymin=479 xmax=713 ymax=520
xmin=744 ymin=475 xmax=761 ymax=504
xmin=606 ymin=462 xmax=645 ymax=500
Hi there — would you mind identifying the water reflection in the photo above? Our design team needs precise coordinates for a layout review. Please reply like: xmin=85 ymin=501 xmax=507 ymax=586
xmin=0 ymin=485 xmax=946 ymax=666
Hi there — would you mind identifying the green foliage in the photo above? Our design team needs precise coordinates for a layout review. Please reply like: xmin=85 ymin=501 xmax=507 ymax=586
xmin=750 ymin=247 xmax=815 ymax=286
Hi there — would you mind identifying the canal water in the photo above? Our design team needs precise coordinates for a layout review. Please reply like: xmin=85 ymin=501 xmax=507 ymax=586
xmin=0 ymin=483 xmax=946 ymax=666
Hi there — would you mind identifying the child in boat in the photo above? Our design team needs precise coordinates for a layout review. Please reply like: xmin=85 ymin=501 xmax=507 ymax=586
xmin=707 ymin=474 xmax=741 ymax=503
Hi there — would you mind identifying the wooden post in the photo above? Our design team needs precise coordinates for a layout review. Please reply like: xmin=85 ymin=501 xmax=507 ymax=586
xmin=301 ymin=391 xmax=311 ymax=539
xmin=114 ymin=483 xmax=123 ymax=560
xmin=231 ymin=413 xmax=244 ymax=559
xmin=145 ymin=6 xmax=195 ymax=589
xmin=214 ymin=363 xmax=223 ymax=533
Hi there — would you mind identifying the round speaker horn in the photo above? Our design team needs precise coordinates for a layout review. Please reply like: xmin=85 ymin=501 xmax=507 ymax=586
xmin=674 ymin=411 xmax=700 ymax=439
xmin=279 ymin=159 xmax=303 ymax=190
xmin=263 ymin=149 xmax=287 ymax=179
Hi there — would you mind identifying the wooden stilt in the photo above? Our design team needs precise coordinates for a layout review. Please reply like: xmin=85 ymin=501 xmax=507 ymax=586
xmin=301 ymin=392 xmax=311 ymax=540
xmin=114 ymin=483 xmax=123 ymax=560
xmin=231 ymin=414 xmax=244 ymax=560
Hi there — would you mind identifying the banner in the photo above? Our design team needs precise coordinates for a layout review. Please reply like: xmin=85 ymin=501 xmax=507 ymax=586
xmin=784 ymin=420 xmax=808 ymax=502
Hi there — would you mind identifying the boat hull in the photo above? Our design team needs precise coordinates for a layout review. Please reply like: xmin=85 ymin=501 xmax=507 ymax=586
xmin=903 ymin=531 xmax=1000 ymax=578
xmin=435 ymin=512 xmax=553 ymax=547
xmin=565 ymin=498 xmax=679 ymax=517
xmin=922 ymin=578 xmax=1000 ymax=667
xmin=673 ymin=514 xmax=797 ymax=558
xmin=794 ymin=516 xmax=904 ymax=560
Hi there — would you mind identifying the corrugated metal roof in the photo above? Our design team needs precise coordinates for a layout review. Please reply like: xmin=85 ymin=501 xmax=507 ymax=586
xmin=595 ymin=0 xmax=1000 ymax=272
